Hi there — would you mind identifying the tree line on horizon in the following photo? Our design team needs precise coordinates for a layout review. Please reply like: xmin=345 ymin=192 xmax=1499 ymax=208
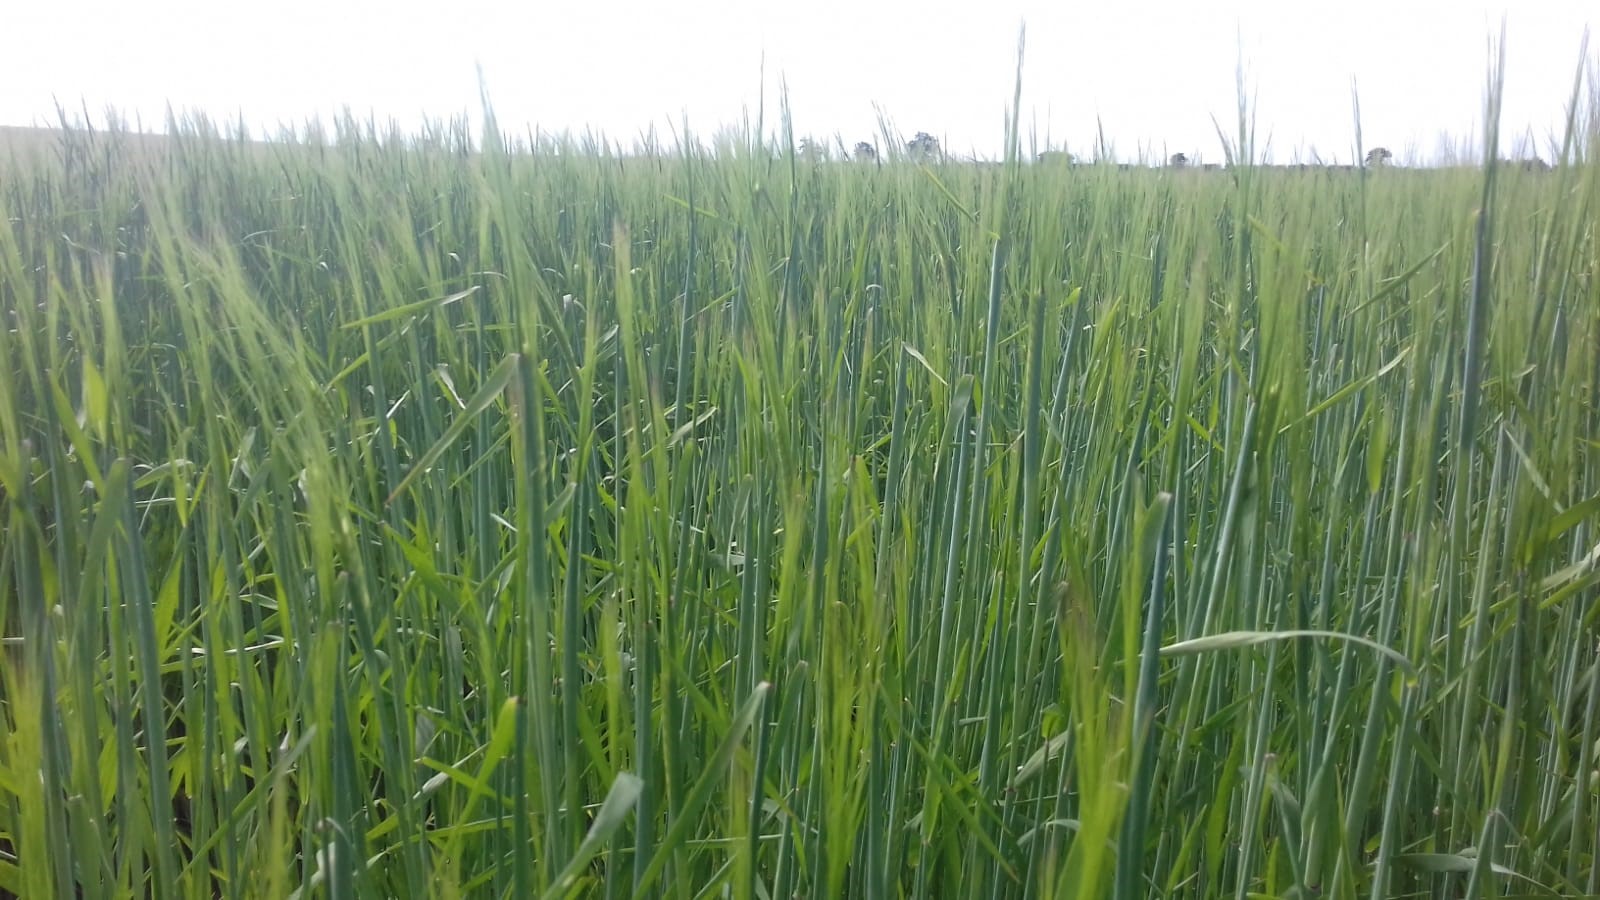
xmin=799 ymin=133 xmax=1555 ymax=171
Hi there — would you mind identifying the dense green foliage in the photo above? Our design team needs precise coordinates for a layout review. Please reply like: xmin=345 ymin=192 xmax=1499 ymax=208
xmin=2 ymin=81 xmax=1599 ymax=898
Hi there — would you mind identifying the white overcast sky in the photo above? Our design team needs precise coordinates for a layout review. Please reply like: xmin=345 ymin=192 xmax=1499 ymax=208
xmin=3 ymin=0 xmax=1594 ymax=164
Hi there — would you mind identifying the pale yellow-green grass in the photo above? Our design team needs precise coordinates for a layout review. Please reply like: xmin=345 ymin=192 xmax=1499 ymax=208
xmin=2 ymin=63 xmax=1599 ymax=899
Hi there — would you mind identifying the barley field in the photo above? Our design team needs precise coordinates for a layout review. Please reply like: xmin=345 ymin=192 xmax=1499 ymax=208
xmin=2 ymin=73 xmax=1599 ymax=899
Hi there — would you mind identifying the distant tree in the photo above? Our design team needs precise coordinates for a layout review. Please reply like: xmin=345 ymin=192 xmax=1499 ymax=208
xmin=1495 ymin=156 xmax=1552 ymax=171
xmin=906 ymin=131 xmax=942 ymax=159
xmin=1037 ymin=150 xmax=1077 ymax=165
xmin=798 ymin=137 xmax=828 ymax=162
xmin=1169 ymin=152 xmax=1190 ymax=168
xmin=1364 ymin=147 xmax=1393 ymax=167
xmin=853 ymin=141 xmax=878 ymax=162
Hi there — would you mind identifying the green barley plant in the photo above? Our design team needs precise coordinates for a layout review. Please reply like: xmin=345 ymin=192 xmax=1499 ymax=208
xmin=2 ymin=44 xmax=1600 ymax=899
